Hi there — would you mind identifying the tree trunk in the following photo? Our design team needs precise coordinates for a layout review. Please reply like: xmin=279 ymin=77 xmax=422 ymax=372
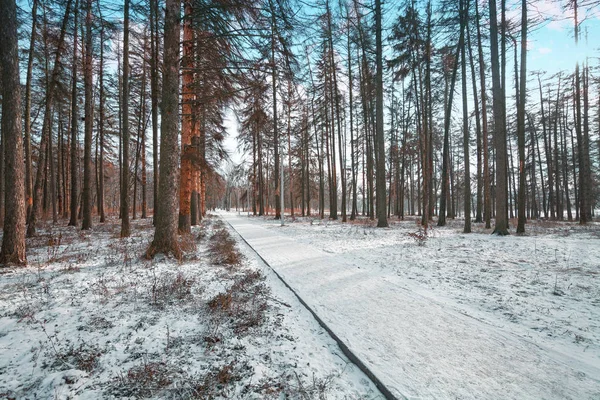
xmin=0 ymin=0 xmax=27 ymax=265
xmin=178 ymin=0 xmax=194 ymax=233
xmin=475 ymin=0 xmax=491 ymax=228
xmin=68 ymin=0 xmax=80 ymax=226
xmin=489 ymin=0 xmax=509 ymax=235
xmin=120 ymin=0 xmax=131 ymax=237
xmin=375 ymin=0 xmax=387 ymax=228
xmin=82 ymin=0 xmax=93 ymax=230
xmin=150 ymin=0 xmax=159 ymax=223
xmin=516 ymin=0 xmax=527 ymax=233
xmin=147 ymin=0 xmax=181 ymax=259
xmin=24 ymin=0 xmax=38 ymax=222
xmin=98 ymin=4 xmax=106 ymax=222
xmin=460 ymin=0 xmax=471 ymax=233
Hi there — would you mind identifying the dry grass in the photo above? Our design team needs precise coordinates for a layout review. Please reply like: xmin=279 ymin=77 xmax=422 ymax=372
xmin=113 ymin=360 xmax=174 ymax=398
xmin=207 ymin=269 xmax=269 ymax=334
xmin=208 ymin=227 xmax=243 ymax=267
xmin=149 ymin=270 xmax=196 ymax=309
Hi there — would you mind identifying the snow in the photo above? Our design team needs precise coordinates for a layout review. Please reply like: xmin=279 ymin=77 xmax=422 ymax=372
xmin=0 ymin=216 xmax=381 ymax=399
xmin=223 ymin=212 xmax=600 ymax=399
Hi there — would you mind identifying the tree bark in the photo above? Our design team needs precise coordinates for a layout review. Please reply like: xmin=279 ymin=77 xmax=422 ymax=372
xmin=98 ymin=1 xmax=106 ymax=222
xmin=178 ymin=0 xmax=193 ymax=233
xmin=489 ymin=0 xmax=509 ymax=235
xmin=475 ymin=0 xmax=491 ymax=228
xmin=150 ymin=0 xmax=159 ymax=223
xmin=24 ymin=0 xmax=39 ymax=222
xmin=0 ymin=0 xmax=27 ymax=265
xmin=375 ymin=0 xmax=388 ymax=228
xmin=147 ymin=0 xmax=181 ymax=259
xmin=460 ymin=0 xmax=471 ymax=233
xmin=82 ymin=0 xmax=93 ymax=230
xmin=516 ymin=0 xmax=527 ymax=233
xmin=120 ymin=0 xmax=131 ymax=237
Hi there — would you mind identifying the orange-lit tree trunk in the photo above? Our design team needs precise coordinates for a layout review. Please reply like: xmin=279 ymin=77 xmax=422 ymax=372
xmin=178 ymin=0 xmax=194 ymax=233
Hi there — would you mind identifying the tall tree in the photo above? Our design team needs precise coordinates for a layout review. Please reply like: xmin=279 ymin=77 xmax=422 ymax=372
xmin=82 ymin=0 xmax=93 ymax=230
xmin=150 ymin=0 xmax=160 ymax=224
xmin=178 ymin=0 xmax=194 ymax=233
xmin=147 ymin=0 xmax=181 ymax=258
xmin=121 ymin=0 xmax=131 ymax=237
xmin=489 ymin=0 xmax=509 ymax=235
xmin=97 ymin=0 xmax=106 ymax=223
xmin=374 ymin=0 xmax=387 ymax=228
xmin=460 ymin=0 xmax=471 ymax=233
xmin=475 ymin=0 xmax=491 ymax=228
xmin=516 ymin=0 xmax=527 ymax=233
xmin=0 ymin=0 xmax=27 ymax=265
xmin=24 ymin=0 xmax=39 ymax=222
xmin=68 ymin=0 xmax=80 ymax=227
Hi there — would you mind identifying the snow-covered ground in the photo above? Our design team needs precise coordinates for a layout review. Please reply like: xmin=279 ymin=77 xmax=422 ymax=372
xmin=224 ymin=212 xmax=600 ymax=399
xmin=0 ymin=216 xmax=381 ymax=399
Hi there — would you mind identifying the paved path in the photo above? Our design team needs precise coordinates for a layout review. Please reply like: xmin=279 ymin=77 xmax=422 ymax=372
xmin=224 ymin=213 xmax=600 ymax=400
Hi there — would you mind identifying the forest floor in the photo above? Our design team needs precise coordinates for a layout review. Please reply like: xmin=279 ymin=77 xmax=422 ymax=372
xmin=0 ymin=215 xmax=381 ymax=399
xmin=224 ymin=211 xmax=600 ymax=399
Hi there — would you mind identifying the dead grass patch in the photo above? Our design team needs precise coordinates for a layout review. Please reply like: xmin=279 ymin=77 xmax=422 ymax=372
xmin=208 ymin=227 xmax=242 ymax=267
xmin=149 ymin=270 xmax=196 ymax=309
xmin=112 ymin=360 xmax=174 ymax=398
xmin=207 ymin=270 xmax=269 ymax=333
xmin=43 ymin=340 xmax=103 ymax=373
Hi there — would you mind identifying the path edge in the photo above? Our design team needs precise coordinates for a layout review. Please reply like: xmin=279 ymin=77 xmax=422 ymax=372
xmin=225 ymin=217 xmax=403 ymax=400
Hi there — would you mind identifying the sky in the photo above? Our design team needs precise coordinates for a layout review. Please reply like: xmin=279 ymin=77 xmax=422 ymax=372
xmin=525 ymin=0 xmax=600 ymax=74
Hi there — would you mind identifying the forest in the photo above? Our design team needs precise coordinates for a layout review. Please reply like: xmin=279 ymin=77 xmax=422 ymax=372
xmin=0 ymin=0 xmax=599 ymax=398
xmin=0 ymin=0 xmax=598 ymax=262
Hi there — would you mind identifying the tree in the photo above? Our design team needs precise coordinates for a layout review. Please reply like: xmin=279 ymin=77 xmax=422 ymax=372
xmin=374 ymin=0 xmax=387 ymax=228
xmin=178 ymin=0 xmax=194 ymax=234
xmin=475 ymin=0 xmax=491 ymax=229
xmin=82 ymin=0 xmax=93 ymax=230
xmin=516 ymin=0 xmax=527 ymax=233
xmin=460 ymin=0 xmax=471 ymax=233
xmin=150 ymin=0 xmax=160 ymax=224
xmin=24 ymin=0 xmax=39 ymax=222
xmin=121 ymin=0 xmax=131 ymax=237
xmin=489 ymin=0 xmax=509 ymax=235
xmin=0 ymin=0 xmax=27 ymax=265
xmin=68 ymin=0 xmax=80 ymax=227
xmin=147 ymin=0 xmax=181 ymax=259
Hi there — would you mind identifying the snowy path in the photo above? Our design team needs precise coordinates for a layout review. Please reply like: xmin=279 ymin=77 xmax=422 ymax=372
xmin=223 ymin=213 xmax=600 ymax=400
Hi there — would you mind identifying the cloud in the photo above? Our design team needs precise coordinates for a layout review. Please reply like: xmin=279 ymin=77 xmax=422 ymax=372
xmin=538 ymin=47 xmax=552 ymax=54
xmin=546 ymin=20 xmax=568 ymax=32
